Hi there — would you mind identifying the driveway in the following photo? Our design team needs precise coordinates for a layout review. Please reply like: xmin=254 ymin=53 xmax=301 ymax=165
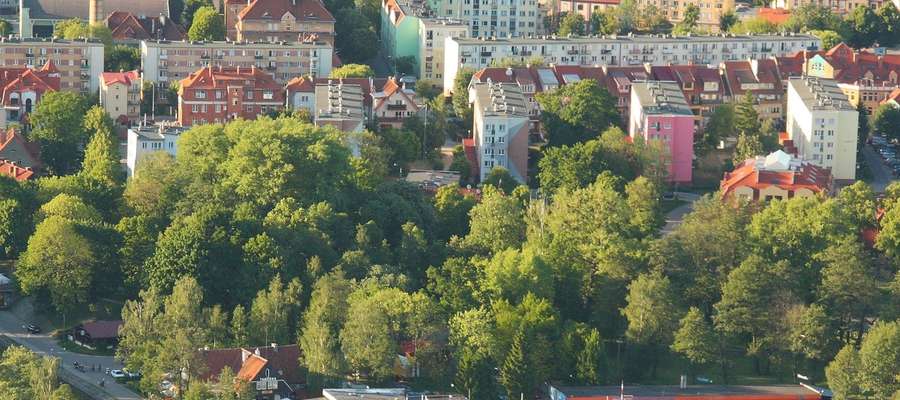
xmin=861 ymin=144 xmax=893 ymax=193
xmin=661 ymin=192 xmax=701 ymax=236
xmin=0 ymin=308 xmax=141 ymax=399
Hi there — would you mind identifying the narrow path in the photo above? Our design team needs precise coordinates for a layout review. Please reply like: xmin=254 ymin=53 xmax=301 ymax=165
xmin=661 ymin=192 xmax=701 ymax=236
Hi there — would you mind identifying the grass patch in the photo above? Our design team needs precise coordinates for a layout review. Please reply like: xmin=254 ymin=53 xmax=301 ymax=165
xmin=56 ymin=336 xmax=116 ymax=356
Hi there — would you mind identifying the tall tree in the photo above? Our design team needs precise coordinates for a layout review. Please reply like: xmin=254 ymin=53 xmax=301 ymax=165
xmin=334 ymin=9 xmax=378 ymax=64
xmin=452 ymin=67 xmax=476 ymax=126
xmin=300 ymin=271 xmax=352 ymax=390
xmin=558 ymin=13 xmax=586 ymax=36
xmin=825 ymin=345 xmax=863 ymax=400
xmin=249 ymin=275 xmax=302 ymax=345
xmin=671 ymin=307 xmax=717 ymax=368
xmin=230 ymin=304 xmax=249 ymax=347
xmin=732 ymin=131 xmax=764 ymax=165
xmin=576 ymin=328 xmax=604 ymax=384
xmin=464 ymin=186 xmax=526 ymax=254
xmin=329 ymin=64 xmax=375 ymax=78
xmin=857 ymin=101 xmax=870 ymax=154
xmin=536 ymin=79 xmax=620 ymax=146
xmin=29 ymin=91 xmax=89 ymax=174
xmin=81 ymin=116 xmax=124 ymax=185
xmin=188 ymin=6 xmax=225 ymax=41
xmin=499 ymin=329 xmax=530 ymax=400
xmin=857 ymin=320 xmax=900 ymax=398
xmin=734 ymin=91 xmax=761 ymax=137
xmin=873 ymin=104 xmax=900 ymax=141
xmin=841 ymin=6 xmax=882 ymax=48
xmin=625 ymin=176 xmax=662 ymax=236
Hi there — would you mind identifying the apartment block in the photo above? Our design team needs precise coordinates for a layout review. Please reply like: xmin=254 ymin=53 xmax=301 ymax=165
xmin=225 ymin=0 xmax=336 ymax=43
xmin=100 ymin=70 xmax=141 ymax=124
xmin=382 ymin=0 xmax=470 ymax=81
xmin=720 ymin=59 xmax=785 ymax=121
xmin=443 ymin=33 xmax=820 ymax=90
xmin=178 ymin=66 xmax=284 ymax=126
xmin=629 ymin=81 xmax=694 ymax=183
xmin=769 ymin=0 xmax=871 ymax=15
xmin=126 ymin=123 xmax=185 ymax=177
xmin=0 ymin=38 xmax=104 ymax=94
xmin=141 ymin=39 xmax=334 ymax=104
xmin=314 ymin=81 xmax=366 ymax=132
xmin=285 ymin=76 xmax=386 ymax=121
xmin=469 ymin=82 xmax=529 ymax=183
xmin=786 ymin=77 xmax=858 ymax=181
xmin=556 ymin=0 xmax=619 ymax=21
xmin=427 ymin=0 xmax=543 ymax=38
xmin=636 ymin=0 xmax=735 ymax=31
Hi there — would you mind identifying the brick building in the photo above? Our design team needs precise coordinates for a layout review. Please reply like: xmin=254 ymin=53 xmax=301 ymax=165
xmin=0 ymin=38 xmax=104 ymax=94
xmin=104 ymin=11 xmax=186 ymax=41
xmin=0 ymin=61 xmax=60 ymax=128
xmin=178 ymin=66 xmax=284 ymax=126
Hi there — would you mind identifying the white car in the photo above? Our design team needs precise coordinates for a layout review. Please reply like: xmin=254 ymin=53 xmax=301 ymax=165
xmin=110 ymin=370 xmax=126 ymax=379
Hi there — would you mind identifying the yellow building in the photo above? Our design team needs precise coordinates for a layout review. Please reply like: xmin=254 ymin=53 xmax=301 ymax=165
xmin=100 ymin=70 xmax=141 ymax=124
xmin=769 ymin=0 xmax=871 ymax=15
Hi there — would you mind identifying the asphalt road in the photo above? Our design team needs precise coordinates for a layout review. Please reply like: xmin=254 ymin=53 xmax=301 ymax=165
xmin=861 ymin=144 xmax=893 ymax=193
xmin=661 ymin=192 xmax=702 ymax=236
xmin=0 ymin=309 xmax=142 ymax=399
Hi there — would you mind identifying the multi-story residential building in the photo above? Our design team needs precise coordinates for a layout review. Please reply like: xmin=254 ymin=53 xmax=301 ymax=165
xmin=629 ymin=81 xmax=694 ymax=183
xmin=382 ymin=0 xmax=470 ymax=81
xmin=721 ymin=150 xmax=832 ymax=201
xmin=100 ymin=70 xmax=141 ymax=124
xmin=720 ymin=59 xmax=785 ymax=122
xmin=125 ymin=122 xmax=185 ymax=177
xmin=636 ymin=0 xmax=735 ymax=32
xmin=769 ymin=0 xmax=870 ymax=15
xmin=373 ymin=77 xmax=422 ymax=130
xmin=428 ymin=0 xmax=543 ymax=38
xmin=104 ymin=11 xmax=186 ymax=42
xmin=787 ymin=43 xmax=900 ymax=114
xmin=0 ymin=62 xmax=59 ymax=128
xmin=313 ymin=80 xmax=367 ymax=132
xmin=0 ymin=38 xmax=104 ymax=94
xmin=419 ymin=18 xmax=470 ymax=81
xmin=556 ymin=0 xmax=619 ymax=20
xmin=786 ymin=76 xmax=858 ymax=181
xmin=225 ymin=0 xmax=336 ymax=43
xmin=141 ymin=39 xmax=334 ymax=105
xmin=17 ymin=0 xmax=169 ymax=38
xmin=470 ymin=81 xmax=529 ymax=183
xmin=177 ymin=65 xmax=284 ymax=126
xmin=443 ymin=33 xmax=821 ymax=91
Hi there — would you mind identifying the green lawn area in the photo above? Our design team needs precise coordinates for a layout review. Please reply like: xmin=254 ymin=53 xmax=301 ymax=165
xmin=56 ymin=336 xmax=116 ymax=356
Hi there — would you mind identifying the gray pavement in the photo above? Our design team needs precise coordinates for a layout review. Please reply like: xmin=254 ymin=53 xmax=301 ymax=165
xmin=661 ymin=192 xmax=701 ymax=236
xmin=0 ymin=308 xmax=142 ymax=399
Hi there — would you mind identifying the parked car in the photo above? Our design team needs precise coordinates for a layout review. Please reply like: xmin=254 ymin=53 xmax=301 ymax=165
xmin=110 ymin=370 xmax=126 ymax=379
xmin=25 ymin=324 xmax=40 ymax=334
xmin=124 ymin=369 xmax=141 ymax=379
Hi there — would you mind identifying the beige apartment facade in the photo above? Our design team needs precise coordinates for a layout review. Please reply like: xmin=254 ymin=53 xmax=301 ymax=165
xmin=636 ymin=0 xmax=735 ymax=32
xmin=100 ymin=70 xmax=141 ymax=124
xmin=0 ymin=38 xmax=104 ymax=94
xmin=141 ymin=40 xmax=334 ymax=105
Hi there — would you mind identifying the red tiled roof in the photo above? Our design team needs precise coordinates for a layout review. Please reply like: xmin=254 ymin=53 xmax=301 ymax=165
xmin=757 ymin=8 xmax=791 ymax=24
xmin=101 ymin=70 xmax=140 ymax=86
xmin=180 ymin=65 xmax=282 ymax=92
xmin=721 ymin=59 xmax=783 ymax=98
xmin=200 ymin=345 xmax=303 ymax=385
xmin=79 ymin=320 xmax=123 ymax=339
xmin=238 ymin=0 xmax=335 ymax=23
xmin=0 ymin=160 xmax=34 ymax=181
xmin=0 ymin=128 xmax=41 ymax=170
xmin=720 ymin=153 xmax=832 ymax=199
xmin=106 ymin=11 xmax=187 ymax=41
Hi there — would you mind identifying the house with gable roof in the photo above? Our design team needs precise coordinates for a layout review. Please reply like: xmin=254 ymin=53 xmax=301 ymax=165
xmin=0 ymin=61 xmax=60 ymax=129
xmin=104 ymin=11 xmax=186 ymax=41
xmin=200 ymin=344 xmax=303 ymax=400
xmin=372 ymin=77 xmax=422 ymax=130
xmin=225 ymin=0 xmax=336 ymax=44
xmin=721 ymin=150 xmax=833 ymax=201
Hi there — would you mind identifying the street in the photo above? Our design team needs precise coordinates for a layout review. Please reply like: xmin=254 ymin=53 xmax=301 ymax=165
xmin=661 ymin=192 xmax=701 ymax=236
xmin=861 ymin=144 xmax=893 ymax=193
xmin=0 ymin=309 xmax=142 ymax=400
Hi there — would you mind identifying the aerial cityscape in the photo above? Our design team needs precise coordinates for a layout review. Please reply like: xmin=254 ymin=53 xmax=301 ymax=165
xmin=0 ymin=0 xmax=898 ymax=399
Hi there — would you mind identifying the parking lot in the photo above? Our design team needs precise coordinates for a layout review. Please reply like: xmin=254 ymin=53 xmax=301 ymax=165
xmin=865 ymin=135 xmax=898 ymax=192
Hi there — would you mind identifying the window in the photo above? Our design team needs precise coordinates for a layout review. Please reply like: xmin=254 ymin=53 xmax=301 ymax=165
xmin=195 ymin=90 xmax=206 ymax=99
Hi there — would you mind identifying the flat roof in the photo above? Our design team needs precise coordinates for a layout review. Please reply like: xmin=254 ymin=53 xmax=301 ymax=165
xmin=0 ymin=37 xmax=104 ymax=46
xmin=452 ymin=33 xmax=819 ymax=46
xmin=632 ymin=81 xmax=692 ymax=116
xmin=789 ymin=76 xmax=854 ymax=111
xmin=142 ymin=39 xmax=331 ymax=48
xmin=555 ymin=385 xmax=822 ymax=399
xmin=471 ymin=82 xmax=528 ymax=117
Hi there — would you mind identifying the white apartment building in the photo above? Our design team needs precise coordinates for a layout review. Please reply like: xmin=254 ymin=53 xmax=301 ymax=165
xmin=443 ymin=33 xmax=821 ymax=89
xmin=141 ymin=39 xmax=334 ymax=104
xmin=419 ymin=19 xmax=470 ymax=81
xmin=428 ymin=0 xmax=543 ymax=38
xmin=0 ymin=37 xmax=105 ymax=93
xmin=470 ymin=81 xmax=530 ymax=183
xmin=786 ymin=77 xmax=858 ymax=181
xmin=126 ymin=123 xmax=186 ymax=177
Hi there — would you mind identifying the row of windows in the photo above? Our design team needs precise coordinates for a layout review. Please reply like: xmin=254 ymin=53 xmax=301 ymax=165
xmin=161 ymin=49 xmax=319 ymax=58
xmin=193 ymin=89 xmax=275 ymax=100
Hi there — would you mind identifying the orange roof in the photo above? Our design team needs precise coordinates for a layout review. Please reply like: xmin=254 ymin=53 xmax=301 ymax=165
xmin=0 ymin=160 xmax=34 ymax=181
xmin=883 ymin=88 xmax=900 ymax=105
xmin=757 ymin=8 xmax=791 ymax=24
xmin=236 ymin=354 xmax=267 ymax=381
xmin=101 ymin=70 xmax=140 ymax=86
xmin=180 ymin=65 xmax=281 ymax=91
xmin=720 ymin=152 xmax=832 ymax=200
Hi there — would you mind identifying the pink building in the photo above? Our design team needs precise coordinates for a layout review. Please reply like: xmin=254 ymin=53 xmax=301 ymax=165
xmin=629 ymin=81 xmax=695 ymax=183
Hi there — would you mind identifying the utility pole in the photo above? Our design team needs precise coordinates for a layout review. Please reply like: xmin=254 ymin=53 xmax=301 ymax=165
xmin=422 ymin=103 xmax=428 ymax=160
